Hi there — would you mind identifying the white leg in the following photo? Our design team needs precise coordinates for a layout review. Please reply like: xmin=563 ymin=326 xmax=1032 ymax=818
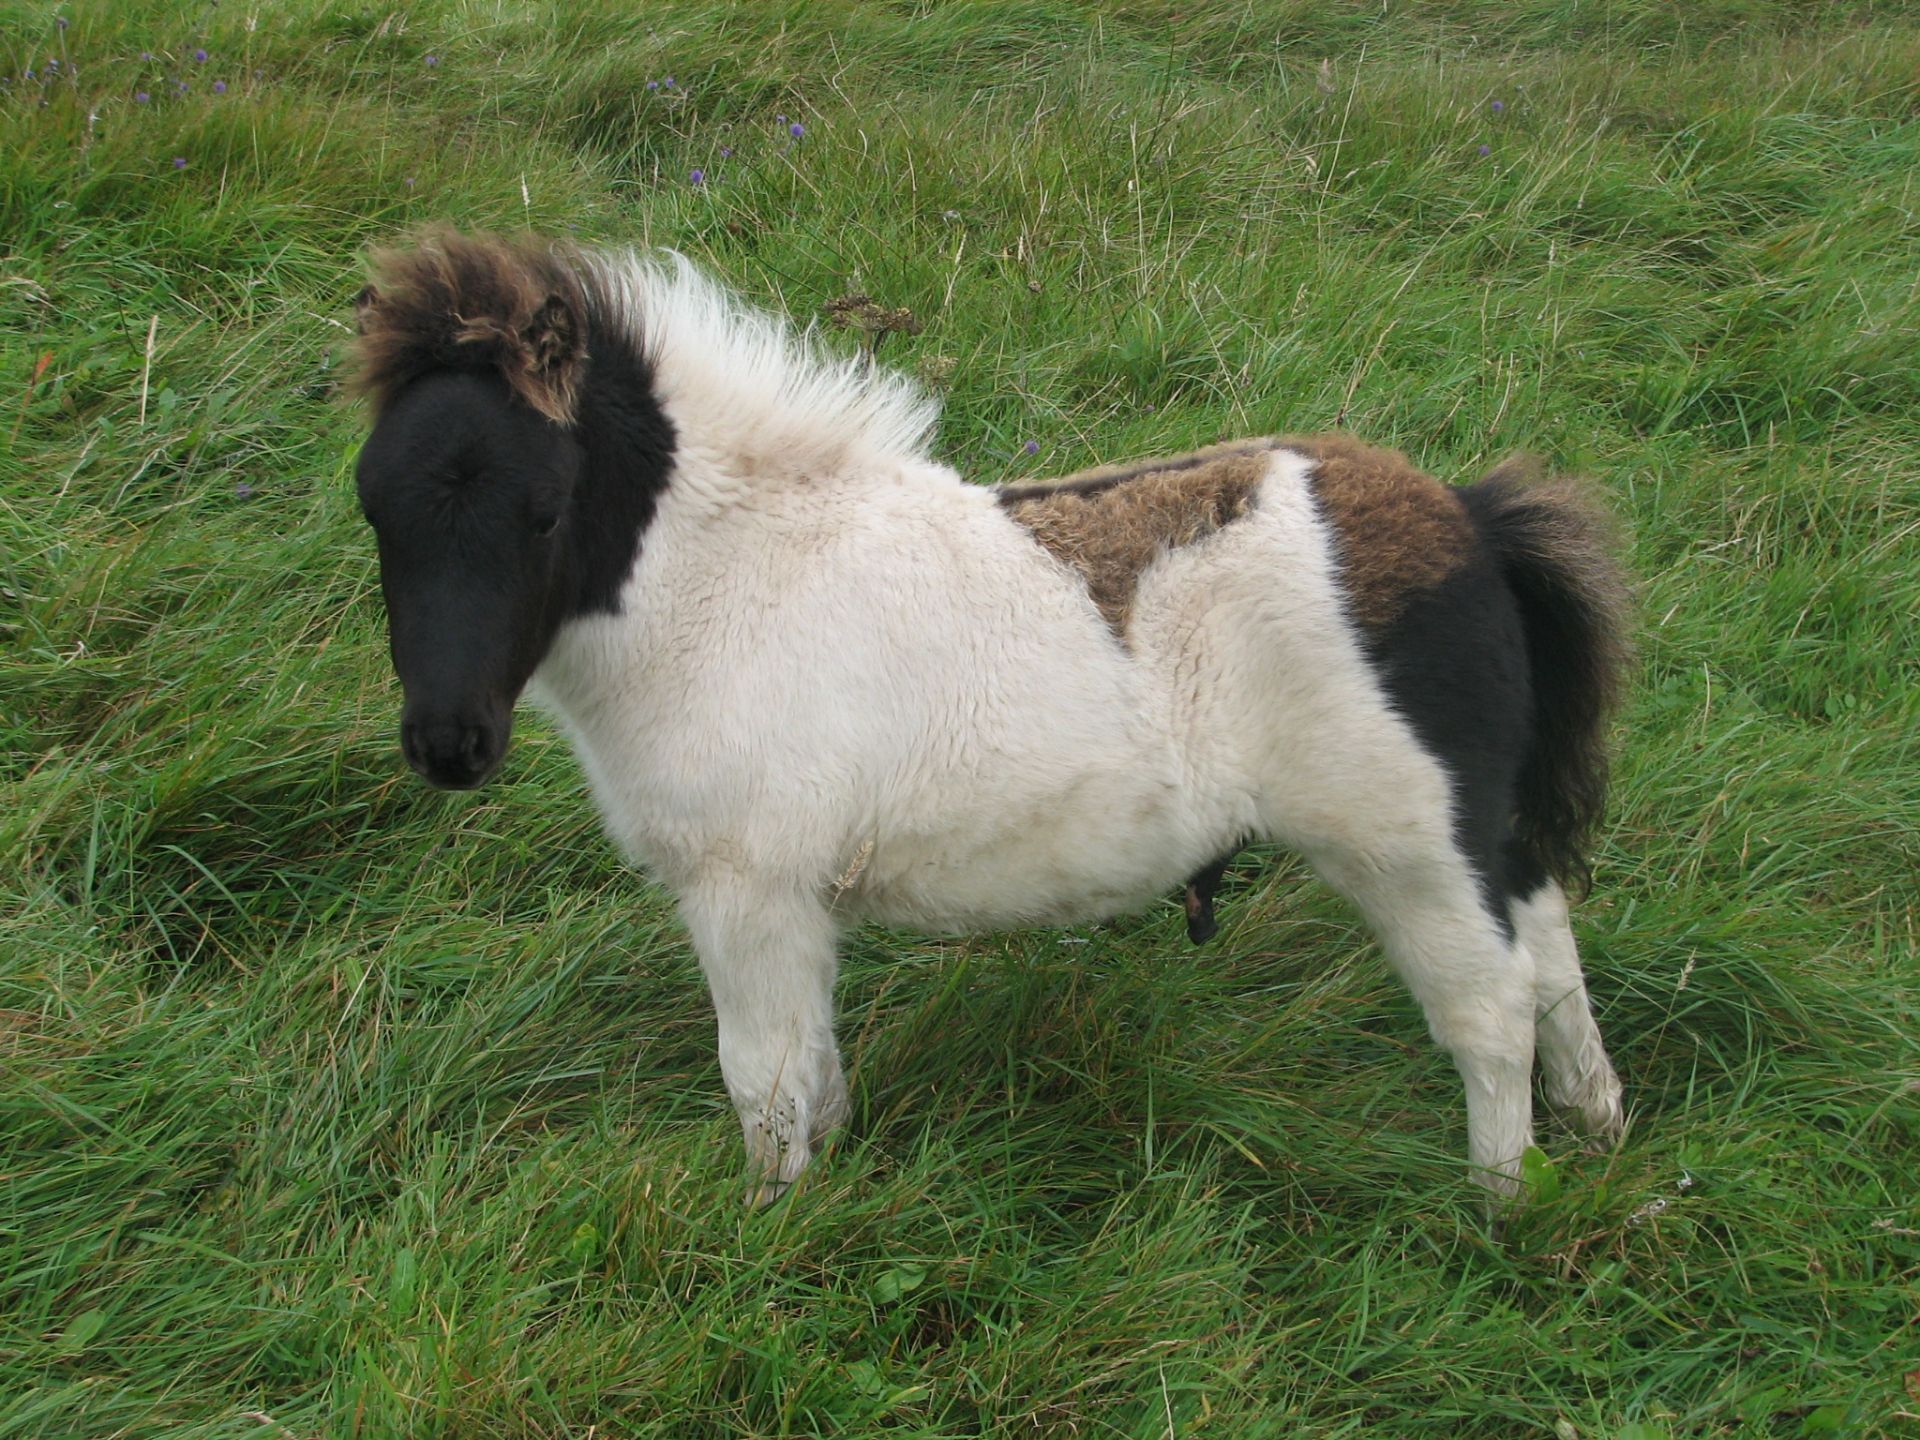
xmin=678 ymin=878 xmax=845 ymax=1202
xmin=1308 ymin=842 xmax=1539 ymax=1198
xmin=1515 ymin=882 xmax=1623 ymax=1144
xmin=812 ymin=1048 xmax=851 ymax=1149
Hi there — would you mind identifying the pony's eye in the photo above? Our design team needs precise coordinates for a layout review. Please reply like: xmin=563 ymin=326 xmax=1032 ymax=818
xmin=531 ymin=513 xmax=560 ymax=538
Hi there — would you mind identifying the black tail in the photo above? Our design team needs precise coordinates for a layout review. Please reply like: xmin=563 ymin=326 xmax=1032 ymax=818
xmin=1461 ymin=459 xmax=1633 ymax=897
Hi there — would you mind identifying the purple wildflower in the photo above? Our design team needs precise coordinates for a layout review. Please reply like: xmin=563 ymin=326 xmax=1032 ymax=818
xmin=140 ymin=51 xmax=152 ymax=61
xmin=212 ymin=79 xmax=226 ymax=94
xmin=1023 ymin=439 xmax=1039 ymax=455
xmin=135 ymin=90 xmax=150 ymax=103
xmin=23 ymin=69 xmax=34 ymax=80
xmin=177 ymin=80 xmax=189 ymax=93
xmin=1490 ymin=99 xmax=1504 ymax=112
xmin=234 ymin=482 xmax=254 ymax=499
xmin=788 ymin=121 xmax=804 ymax=139
xmin=58 ymin=16 xmax=69 ymax=28
xmin=646 ymin=79 xmax=658 ymax=91
xmin=424 ymin=53 xmax=439 ymax=67
xmin=404 ymin=176 xmax=416 ymax=188
xmin=193 ymin=48 xmax=208 ymax=62
xmin=1477 ymin=144 xmax=1491 ymax=156
xmin=689 ymin=168 xmax=704 ymax=186
xmin=172 ymin=156 xmax=187 ymax=168
xmin=663 ymin=75 xmax=675 ymax=88
xmin=718 ymin=145 xmax=733 ymax=158
xmin=775 ymin=112 xmax=787 ymax=123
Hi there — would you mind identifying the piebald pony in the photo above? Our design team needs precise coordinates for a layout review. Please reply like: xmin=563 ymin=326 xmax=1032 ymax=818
xmin=350 ymin=229 xmax=1631 ymax=1203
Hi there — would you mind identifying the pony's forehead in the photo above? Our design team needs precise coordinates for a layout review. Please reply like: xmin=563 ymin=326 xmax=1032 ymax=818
xmin=355 ymin=371 xmax=575 ymax=525
xmin=359 ymin=370 xmax=496 ymax=461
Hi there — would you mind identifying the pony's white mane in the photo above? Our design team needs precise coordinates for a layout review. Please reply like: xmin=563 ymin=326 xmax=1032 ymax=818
xmin=584 ymin=250 xmax=940 ymax=486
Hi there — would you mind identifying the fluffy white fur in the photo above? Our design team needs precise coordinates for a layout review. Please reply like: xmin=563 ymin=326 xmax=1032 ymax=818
xmin=526 ymin=253 xmax=1621 ymax=1199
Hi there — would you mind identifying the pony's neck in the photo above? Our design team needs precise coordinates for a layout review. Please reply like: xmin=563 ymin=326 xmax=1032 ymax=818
xmin=560 ymin=313 xmax=676 ymax=619
xmin=585 ymin=252 xmax=940 ymax=507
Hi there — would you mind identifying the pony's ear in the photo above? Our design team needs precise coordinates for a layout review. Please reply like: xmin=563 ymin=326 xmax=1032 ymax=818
xmin=501 ymin=291 xmax=587 ymax=422
xmin=523 ymin=292 xmax=583 ymax=378
xmin=353 ymin=283 xmax=380 ymax=334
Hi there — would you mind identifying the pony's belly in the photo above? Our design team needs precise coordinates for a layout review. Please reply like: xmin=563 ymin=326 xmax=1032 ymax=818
xmin=850 ymin=779 xmax=1222 ymax=933
xmin=855 ymin=858 xmax=1180 ymax=933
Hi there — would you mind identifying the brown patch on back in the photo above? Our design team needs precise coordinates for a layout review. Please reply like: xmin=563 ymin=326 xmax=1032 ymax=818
xmin=998 ymin=437 xmax=1280 ymax=506
xmin=998 ymin=442 xmax=1276 ymax=636
xmin=350 ymin=227 xmax=591 ymax=424
xmin=1281 ymin=432 xmax=1477 ymax=629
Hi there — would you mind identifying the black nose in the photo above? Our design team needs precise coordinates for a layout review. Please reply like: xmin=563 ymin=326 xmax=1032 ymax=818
xmin=401 ymin=716 xmax=502 ymax=789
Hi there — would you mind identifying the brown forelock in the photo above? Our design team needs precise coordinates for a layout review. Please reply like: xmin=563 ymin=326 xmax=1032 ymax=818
xmin=1284 ymin=432 xmax=1477 ymax=630
xmin=350 ymin=227 xmax=590 ymax=424
xmin=1002 ymin=446 xmax=1274 ymax=637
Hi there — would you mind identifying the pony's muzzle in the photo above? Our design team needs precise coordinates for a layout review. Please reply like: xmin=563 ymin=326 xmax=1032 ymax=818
xmin=401 ymin=712 xmax=506 ymax=790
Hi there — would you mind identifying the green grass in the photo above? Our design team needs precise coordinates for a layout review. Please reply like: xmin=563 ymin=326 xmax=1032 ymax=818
xmin=3 ymin=2 xmax=1918 ymax=1435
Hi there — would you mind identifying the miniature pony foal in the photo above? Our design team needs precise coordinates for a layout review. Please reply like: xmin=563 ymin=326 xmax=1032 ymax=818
xmin=350 ymin=229 xmax=1631 ymax=1203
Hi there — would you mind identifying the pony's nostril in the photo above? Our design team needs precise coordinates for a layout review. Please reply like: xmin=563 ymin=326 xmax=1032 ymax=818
xmin=400 ymin=718 xmax=492 ymax=782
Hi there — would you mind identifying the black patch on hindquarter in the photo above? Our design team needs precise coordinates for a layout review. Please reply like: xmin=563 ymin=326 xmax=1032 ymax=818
xmin=1310 ymin=456 xmax=1627 ymax=929
xmin=1354 ymin=535 xmax=1537 ymax=933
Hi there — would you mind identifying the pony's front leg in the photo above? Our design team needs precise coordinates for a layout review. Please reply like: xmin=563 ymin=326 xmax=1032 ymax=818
xmin=678 ymin=878 xmax=847 ymax=1204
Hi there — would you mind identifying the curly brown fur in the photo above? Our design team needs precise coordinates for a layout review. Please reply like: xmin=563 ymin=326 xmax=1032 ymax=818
xmin=351 ymin=227 xmax=590 ymax=424
xmin=999 ymin=445 xmax=1273 ymax=637
xmin=1290 ymin=433 xmax=1477 ymax=629
xmin=999 ymin=438 xmax=1281 ymax=506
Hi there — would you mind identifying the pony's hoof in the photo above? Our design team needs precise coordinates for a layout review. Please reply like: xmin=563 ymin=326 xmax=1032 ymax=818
xmin=746 ymin=1179 xmax=793 ymax=1209
xmin=1552 ymin=1076 xmax=1625 ymax=1151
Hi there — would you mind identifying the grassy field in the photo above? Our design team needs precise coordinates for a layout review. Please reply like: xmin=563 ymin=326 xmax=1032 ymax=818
xmin=3 ymin=2 xmax=1918 ymax=1435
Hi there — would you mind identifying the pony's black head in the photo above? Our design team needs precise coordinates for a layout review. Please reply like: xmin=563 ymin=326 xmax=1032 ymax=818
xmin=356 ymin=369 xmax=583 ymax=787
xmin=351 ymin=229 xmax=673 ymax=790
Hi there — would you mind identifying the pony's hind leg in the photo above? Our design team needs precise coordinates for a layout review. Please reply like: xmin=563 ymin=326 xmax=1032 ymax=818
xmin=1305 ymin=837 xmax=1539 ymax=1198
xmin=1514 ymin=880 xmax=1623 ymax=1144
xmin=677 ymin=876 xmax=847 ymax=1203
